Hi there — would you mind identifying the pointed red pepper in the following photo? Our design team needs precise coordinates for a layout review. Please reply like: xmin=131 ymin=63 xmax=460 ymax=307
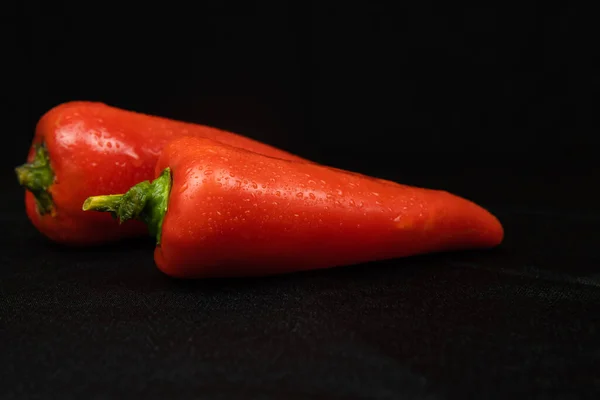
xmin=83 ymin=137 xmax=504 ymax=279
xmin=15 ymin=101 xmax=305 ymax=244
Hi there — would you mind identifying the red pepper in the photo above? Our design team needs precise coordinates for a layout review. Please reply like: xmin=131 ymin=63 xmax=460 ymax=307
xmin=15 ymin=101 xmax=305 ymax=245
xmin=83 ymin=137 xmax=504 ymax=279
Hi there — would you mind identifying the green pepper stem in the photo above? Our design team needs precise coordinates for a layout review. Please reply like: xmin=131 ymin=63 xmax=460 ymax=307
xmin=82 ymin=168 xmax=172 ymax=244
xmin=15 ymin=143 xmax=55 ymax=215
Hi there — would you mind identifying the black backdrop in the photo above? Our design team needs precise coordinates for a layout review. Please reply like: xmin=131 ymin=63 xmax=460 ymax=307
xmin=2 ymin=3 xmax=599 ymax=399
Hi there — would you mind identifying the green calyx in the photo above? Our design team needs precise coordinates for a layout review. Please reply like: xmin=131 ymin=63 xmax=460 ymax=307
xmin=82 ymin=168 xmax=173 ymax=244
xmin=15 ymin=143 xmax=56 ymax=215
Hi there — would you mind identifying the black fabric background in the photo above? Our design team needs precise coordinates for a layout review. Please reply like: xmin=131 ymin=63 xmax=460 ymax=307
xmin=2 ymin=3 xmax=600 ymax=399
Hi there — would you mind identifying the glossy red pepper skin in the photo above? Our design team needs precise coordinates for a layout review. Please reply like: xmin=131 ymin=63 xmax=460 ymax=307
xmin=151 ymin=137 xmax=503 ymax=278
xmin=21 ymin=101 xmax=305 ymax=245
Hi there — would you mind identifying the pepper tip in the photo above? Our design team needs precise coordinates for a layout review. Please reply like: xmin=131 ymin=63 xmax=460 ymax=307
xmin=15 ymin=165 xmax=27 ymax=186
xmin=82 ymin=197 xmax=93 ymax=211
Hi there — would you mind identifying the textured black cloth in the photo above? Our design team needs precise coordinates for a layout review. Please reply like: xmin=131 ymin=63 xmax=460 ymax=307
xmin=1 ymin=163 xmax=599 ymax=399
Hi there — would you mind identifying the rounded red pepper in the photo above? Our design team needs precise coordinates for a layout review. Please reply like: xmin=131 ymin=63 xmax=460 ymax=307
xmin=83 ymin=137 xmax=504 ymax=279
xmin=15 ymin=101 xmax=305 ymax=245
